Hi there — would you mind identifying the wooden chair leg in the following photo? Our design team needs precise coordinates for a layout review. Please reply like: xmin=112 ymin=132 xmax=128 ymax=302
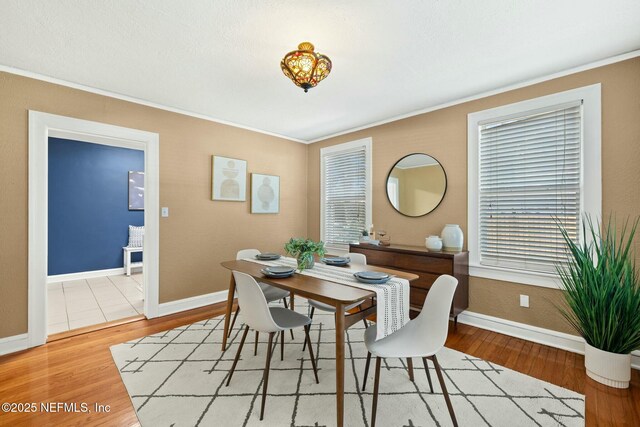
xmin=407 ymin=358 xmax=414 ymax=382
xmin=260 ymin=332 xmax=275 ymax=421
xmin=304 ymin=325 xmax=319 ymax=383
xmin=422 ymin=357 xmax=434 ymax=393
xmin=226 ymin=325 xmax=249 ymax=386
xmin=432 ymin=355 xmax=457 ymax=427
xmin=302 ymin=307 xmax=316 ymax=352
xmin=280 ymin=330 xmax=284 ymax=361
xmin=283 ymin=298 xmax=294 ymax=339
xmin=254 ymin=331 xmax=259 ymax=356
xmin=227 ymin=306 xmax=240 ymax=338
xmin=362 ymin=351 xmax=372 ymax=391
xmin=371 ymin=356 xmax=382 ymax=427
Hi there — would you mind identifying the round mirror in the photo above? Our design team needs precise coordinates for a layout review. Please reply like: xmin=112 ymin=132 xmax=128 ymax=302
xmin=386 ymin=153 xmax=447 ymax=217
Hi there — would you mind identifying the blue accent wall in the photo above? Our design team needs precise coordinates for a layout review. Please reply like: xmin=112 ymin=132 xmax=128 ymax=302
xmin=48 ymin=138 xmax=144 ymax=275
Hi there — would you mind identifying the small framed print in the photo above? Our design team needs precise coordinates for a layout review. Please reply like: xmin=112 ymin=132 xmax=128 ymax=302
xmin=251 ymin=173 xmax=280 ymax=214
xmin=128 ymin=171 xmax=145 ymax=210
xmin=212 ymin=155 xmax=247 ymax=201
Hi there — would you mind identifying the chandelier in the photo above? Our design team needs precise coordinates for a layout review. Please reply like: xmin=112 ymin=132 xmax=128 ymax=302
xmin=280 ymin=42 xmax=332 ymax=93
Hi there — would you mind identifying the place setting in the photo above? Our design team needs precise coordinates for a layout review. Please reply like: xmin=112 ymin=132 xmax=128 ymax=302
xmin=353 ymin=270 xmax=392 ymax=284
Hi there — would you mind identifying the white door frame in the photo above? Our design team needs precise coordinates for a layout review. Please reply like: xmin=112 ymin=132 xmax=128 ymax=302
xmin=28 ymin=111 xmax=160 ymax=347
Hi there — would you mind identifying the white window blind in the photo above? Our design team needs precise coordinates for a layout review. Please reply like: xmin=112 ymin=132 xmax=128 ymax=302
xmin=478 ymin=101 xmax=582 ymax=273
xmin=322 ymin=143 xmax=369 ymax=248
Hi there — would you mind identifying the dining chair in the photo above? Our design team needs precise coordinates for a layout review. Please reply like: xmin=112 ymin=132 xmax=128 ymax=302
xmin=226 ymin=271 xmax=319 ymax=421
xmin=302 ymin=252 xmax=370 ymax=352
xmin=230 ymin=249 xmax=293 ymax=354
xmin=361 ymin=274 xmax=459 ymax=427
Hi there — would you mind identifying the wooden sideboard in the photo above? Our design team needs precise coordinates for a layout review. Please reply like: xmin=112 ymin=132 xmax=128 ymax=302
xmin=349 ymin=243 xmax=469 ymax=323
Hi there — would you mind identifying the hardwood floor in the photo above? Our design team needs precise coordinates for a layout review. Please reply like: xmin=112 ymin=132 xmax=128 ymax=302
xmin=0 ymin=302 xmax=638 ymax=426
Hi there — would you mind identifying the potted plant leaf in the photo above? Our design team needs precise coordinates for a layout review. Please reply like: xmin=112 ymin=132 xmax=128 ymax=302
xmin=284 ymin=238 xmax=326 ymax=272
xmin=556 ymin=216 xmax=640 ymax=388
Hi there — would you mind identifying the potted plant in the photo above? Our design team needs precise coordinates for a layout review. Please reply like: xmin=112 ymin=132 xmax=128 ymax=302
xmin=284 ymin=238 xmax=326 ymax=271
xmin=360 ymin=229 xmax=370 ymax=243
xmin=556 ymin=217 xmax=640 ymax=388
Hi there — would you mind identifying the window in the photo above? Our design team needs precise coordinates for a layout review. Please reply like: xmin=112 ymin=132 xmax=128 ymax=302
xmin=320 ymin=138 xmax=372 ymax=252
xmin=468 ymin=85 xmax=601 ymax=288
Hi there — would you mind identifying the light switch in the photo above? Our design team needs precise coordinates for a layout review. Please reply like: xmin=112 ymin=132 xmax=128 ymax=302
xmin=161 ymin=207 xmax=169 ymax=217
xmin=519 ymin=294 xmax=530 ymax=308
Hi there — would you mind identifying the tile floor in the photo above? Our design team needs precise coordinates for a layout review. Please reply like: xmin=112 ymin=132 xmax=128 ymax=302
xmin=48 ymin=273 xmax=144 ymax=335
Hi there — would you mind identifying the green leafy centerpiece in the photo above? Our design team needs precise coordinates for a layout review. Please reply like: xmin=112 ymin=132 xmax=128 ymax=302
xmin=556 ymin=216 xmax=640 ymax=388
xmin=284 ymin=238 xmax=326 ymax=271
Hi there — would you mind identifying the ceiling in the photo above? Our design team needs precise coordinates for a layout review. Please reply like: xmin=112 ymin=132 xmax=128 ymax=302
xmin=1 ymin=1 xmax=639 ymax=142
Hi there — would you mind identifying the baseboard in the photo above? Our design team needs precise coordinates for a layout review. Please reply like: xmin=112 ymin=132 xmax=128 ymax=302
xmin=47 ymin=267 xmax=126 ymax=284
xmin=0 ymin=333 xmax=29 ymax=356
xmin=157 ymin=290 xmax=227 ymax=317
xmin=457 ymin=311 xmax=640 ymax=370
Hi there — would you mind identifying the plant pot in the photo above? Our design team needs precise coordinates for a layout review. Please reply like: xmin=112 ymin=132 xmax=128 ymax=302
xmin=584 ymin=343 xmax=631 ymax=389
xmin=297 ymin=255 xmax=315 ymax=271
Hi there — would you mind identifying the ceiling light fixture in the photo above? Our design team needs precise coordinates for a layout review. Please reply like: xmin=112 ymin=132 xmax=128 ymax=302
xmin=280 ymin=42 xmax=332 ymax=93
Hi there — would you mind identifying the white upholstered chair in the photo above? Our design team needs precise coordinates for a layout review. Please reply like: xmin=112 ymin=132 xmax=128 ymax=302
xmin=362 ymin=274 xmax=459 ymax=427
xmin=226 ymin=271 xmax=319 ymax=420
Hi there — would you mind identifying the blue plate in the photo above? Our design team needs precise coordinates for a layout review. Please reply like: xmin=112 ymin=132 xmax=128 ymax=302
xmin=354 ymin=271 xmax=389 ymax=280
xmin=322 ymin=257 xmax=350 ymax=265
xmin=256 ymin=253 xmax=281 ymax=260
xmin=353 ymin=274 xmax=391 ymax=284
xmin=264 ymin=266 xmax=295 ymax=274
xmin=261 ymin=268 xmax=294 ymax=278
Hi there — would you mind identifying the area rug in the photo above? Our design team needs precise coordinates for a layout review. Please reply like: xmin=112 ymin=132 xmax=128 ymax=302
xmin=110 ymin=299 xmax=585 ymax=426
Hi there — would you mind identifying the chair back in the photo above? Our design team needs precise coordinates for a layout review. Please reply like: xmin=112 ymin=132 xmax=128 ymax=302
xmin=232 ymin=271 xmax=280 ymax=333
xmin=236 ymin=249 xmax=260 ymax=260
xmin=414 ymin=274 xmax=458 ymax=350
xmin=345 ymin=252 xmax=367 ymax=265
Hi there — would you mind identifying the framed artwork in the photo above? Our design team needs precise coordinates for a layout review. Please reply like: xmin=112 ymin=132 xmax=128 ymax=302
xmin=251 ymin=173 xmax=280 ymax=214
xmin=212 ymin=155 xmax=247 ymax=201
xmin=128 ymin=171 xmax=145 ymax=210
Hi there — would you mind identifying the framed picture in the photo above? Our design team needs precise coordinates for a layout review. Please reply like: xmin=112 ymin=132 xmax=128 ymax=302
xmin=251 ymin=173 xmax=280 ymax=214
xmin=128 ymin=171 xmax=145 ymax=210
xmin=212 ymin=155 xmax=247 ymax=201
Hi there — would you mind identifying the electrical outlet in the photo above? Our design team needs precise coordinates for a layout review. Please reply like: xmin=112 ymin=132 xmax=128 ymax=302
xmin=161 ymin=207 xmax=169 ymax=217
xmin=519 ymin=294 xmax=530 ymax=308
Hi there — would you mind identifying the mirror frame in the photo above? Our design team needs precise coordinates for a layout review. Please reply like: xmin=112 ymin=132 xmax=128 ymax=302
xmin=385 ymin=152 xmax=448 ymax=218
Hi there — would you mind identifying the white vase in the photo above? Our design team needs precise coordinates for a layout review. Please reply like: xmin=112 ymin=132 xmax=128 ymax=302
xmin=425 ymin=236 xmax=443 ymax=251
xmin=584 ymin=343 xmax=631 ymax=388
xmin=441 ymin=224 xmax=463 ymax=251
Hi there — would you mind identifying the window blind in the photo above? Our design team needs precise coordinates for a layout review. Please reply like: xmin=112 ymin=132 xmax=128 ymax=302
xmin=478 ymin=102 xmax=582 ymax=273
xmin=322 ymin=146 xmax=368 ymax=248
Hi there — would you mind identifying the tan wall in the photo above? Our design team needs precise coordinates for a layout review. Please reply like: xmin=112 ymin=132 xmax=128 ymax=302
xmin=0 ymin=72 xmax=308 ymax=339
xmin=307 ymin=58 xmax=640 ymax=335
xmin=393 ymin=165 xmax=446 ymax=216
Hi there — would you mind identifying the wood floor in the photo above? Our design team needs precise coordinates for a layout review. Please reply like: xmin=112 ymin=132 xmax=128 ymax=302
xmin=0 ymin=302 xmax=638 ymax=426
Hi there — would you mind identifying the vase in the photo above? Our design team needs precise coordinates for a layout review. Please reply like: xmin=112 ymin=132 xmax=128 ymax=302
xmin=425 ymin=236 xmax=443 ymax=251
xmin=584 ymin=343 xmax=631 ymax=388
xmin=297 ymin=254 xmax=315 ymax=271
xmin=441 ymin=224 xmax=463 ymax=251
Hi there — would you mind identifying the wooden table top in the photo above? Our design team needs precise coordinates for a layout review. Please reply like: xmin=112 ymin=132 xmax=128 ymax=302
xmin=221 ymin=259 xmax=418 ymax=306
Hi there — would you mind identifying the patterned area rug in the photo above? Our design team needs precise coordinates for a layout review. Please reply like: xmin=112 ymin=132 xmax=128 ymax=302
xmin=110 ymin=299 xmax=584 ymax=426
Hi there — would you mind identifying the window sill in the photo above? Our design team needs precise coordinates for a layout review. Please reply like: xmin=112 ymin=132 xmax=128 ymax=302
xmin=469 ymin=263 xmax=562 ymax=289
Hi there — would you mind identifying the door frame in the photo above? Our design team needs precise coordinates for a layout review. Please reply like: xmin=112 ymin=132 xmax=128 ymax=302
xmin=28 ymin=111 xmax=160 ymax=347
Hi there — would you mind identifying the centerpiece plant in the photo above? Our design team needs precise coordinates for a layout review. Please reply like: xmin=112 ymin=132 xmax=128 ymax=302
xmin=284 ymin=238 xmax=326 ymax=271
xmin=556 ymin=216 xmax=640 ymax=388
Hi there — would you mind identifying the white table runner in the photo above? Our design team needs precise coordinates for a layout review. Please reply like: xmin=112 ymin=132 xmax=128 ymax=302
xmin=245 ymin=257 xmax=410 ymax=340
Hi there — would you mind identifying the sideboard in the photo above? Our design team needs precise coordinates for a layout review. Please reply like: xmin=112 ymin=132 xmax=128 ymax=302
xmin=349 ymin=243 xmax=469 ymax=323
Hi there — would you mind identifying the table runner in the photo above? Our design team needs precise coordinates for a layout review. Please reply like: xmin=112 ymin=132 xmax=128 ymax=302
xmin=244 ymin=257 xmax=410 ymax=340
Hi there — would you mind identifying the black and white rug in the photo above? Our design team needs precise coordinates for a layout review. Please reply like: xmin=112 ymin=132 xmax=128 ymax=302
xmin=110 ymin=299 xmax=585 ymax=426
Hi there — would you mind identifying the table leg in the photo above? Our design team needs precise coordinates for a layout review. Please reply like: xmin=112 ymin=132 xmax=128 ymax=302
xmin=335 ymin=303 xmax=345 ymax=427
xmin=221 ymin=273 xmax=237 ymax=351
xmin=290 ymin=293 xmax=295 ymax=311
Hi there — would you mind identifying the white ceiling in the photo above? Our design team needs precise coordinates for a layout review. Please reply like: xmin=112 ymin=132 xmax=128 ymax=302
xmin=1 ymin=1 xmax=639 ymax=142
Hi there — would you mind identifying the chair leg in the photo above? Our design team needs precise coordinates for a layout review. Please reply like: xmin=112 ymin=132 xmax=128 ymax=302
xmin=254 ymin=330 xmax=259 ymax=356
xmin=227 ymin=306 xmax=240 ymax=338
xmin=422 ymin=357 xmax=434 ymax=393
xmin=302 ymin=307 xmax=316 ymax=352
xmin=260 ymin=332 xmax=275 ymax=421
xmin=280 ymin=330 xmax=284 ymax=361
xmin=226 ymin=325 xmax=249 ymax=386
xmin=362 ymin=351 xmax=372 ymax=391
xmin=432 ymin=355 xmax=457 ymax=427
xmin=407 ymin=358 xmax=414 ymax=382
xmin=304 ymin=325 xmax=319 ymax=383
xmin=283 ymin=298 xmax=294 ymax=339
xmin=371 ymin=357 xmax=382 ymax=427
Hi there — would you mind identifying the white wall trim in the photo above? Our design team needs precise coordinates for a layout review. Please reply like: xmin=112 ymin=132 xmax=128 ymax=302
xmin=0 ymin=64 xmax=305 ymax=144
xmin=308 ymin=49 xmax=639 ymax=143
xmin=47 ymin=268 xmax=126 ymax=285
xmin=157 ymin=291 xmax=228 ymax=318
xmin=28 ymin=111 xmax=160 ymax=349
xmin=457 ymin=311 xmax=640 ymax=370
xmin=0 ymin=333 xmax=30 ymax=356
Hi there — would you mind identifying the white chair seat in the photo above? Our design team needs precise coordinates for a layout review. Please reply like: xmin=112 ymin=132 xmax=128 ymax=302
xmin=269 ymin=307 xmax=312 ymax=330
xmin=259 ymin=282 xmax=289 ymax=302
xmin=308 ymin=299 xmax=363 ymax=313
xmin=364 ymin=322 xmax=440 ymax=358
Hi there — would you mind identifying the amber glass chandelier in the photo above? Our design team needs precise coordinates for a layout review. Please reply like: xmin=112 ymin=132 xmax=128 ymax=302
xmin=280 ymin=42 xmax=332 ymax=93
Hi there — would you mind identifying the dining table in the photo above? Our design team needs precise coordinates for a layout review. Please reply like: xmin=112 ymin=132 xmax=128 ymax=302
xmin=220 ymin=258 xmax=418 ymax=427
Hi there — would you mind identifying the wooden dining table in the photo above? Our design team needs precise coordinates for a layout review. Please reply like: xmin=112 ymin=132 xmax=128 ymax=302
xmin=220 ymin=259 xmax=418 ymax=427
